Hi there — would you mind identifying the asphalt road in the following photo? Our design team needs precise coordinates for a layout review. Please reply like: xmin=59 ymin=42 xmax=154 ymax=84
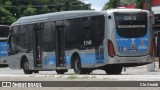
xmin=0 ymin=63 xmax=160 ymax=90
xmin=0 ymin=63 xmax=160 ymax=80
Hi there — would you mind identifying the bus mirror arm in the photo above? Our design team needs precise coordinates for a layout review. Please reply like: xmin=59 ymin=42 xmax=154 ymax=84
xmin=9 ymin=49 xmax=19 ymax=55
xmin=9 ymin=50 xmax=15 ymax=55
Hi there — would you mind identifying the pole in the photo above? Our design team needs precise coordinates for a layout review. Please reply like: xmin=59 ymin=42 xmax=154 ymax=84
xmin=146 ymin=0 xmax=155 ymax=71
xmin=117 ymin=0 xmax=120 ymax=7
xmin=146 ymin=0 xmax=151 ymax=11
xmin=158 ymin=37 xmax=160 ymax=69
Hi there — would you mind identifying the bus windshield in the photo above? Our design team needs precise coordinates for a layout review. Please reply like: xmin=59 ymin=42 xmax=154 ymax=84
xmin=0 ymin=26 xmax=9 ymax=42
xmin=114 ymin=12 xmax=147 ymax=38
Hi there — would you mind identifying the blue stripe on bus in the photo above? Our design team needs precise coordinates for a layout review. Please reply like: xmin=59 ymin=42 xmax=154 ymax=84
xmin=44 ymin=55 xmax=71 ymax=65
xmin=44 ymin=55 xmax=56 ymax=65
xmin=80 ymin=54 xmax=105 ymax=64
xmin=44 ymin=54 xmax=105 ymax=65
xmin=65 ymin=55 xmax=71 ymax=64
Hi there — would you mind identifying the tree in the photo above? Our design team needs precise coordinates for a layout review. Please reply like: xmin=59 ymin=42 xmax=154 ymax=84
xmin=0 ymin=7 xmax=16 ymax=25
xmin=0 ymin=0 xmax=91 ymax=25
xmin=37 ymin=6 xmax=50 ymax=14
xmin=103 ymin=0 xmax=117 ymax=10
xmin=57 ymin=0 xmax=91 ymax=11
xmin=134 ymin=0 xmax=144 ymax=9
xmin=0 ymin=0 xmax=16 ymax=25
xmin=23 ymin=6 xmax=37 ymax=16
xmin=120 ymin=0 xmax=134 ymax=6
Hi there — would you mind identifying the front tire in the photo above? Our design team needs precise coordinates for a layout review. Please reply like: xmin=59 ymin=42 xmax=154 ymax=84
xmin=34 ymin=70 xmax=39 ymax=73
xmin=22 ymin=60 xmax=33 ymax=74
xmin=104 ymin=65 xmax=122 ymax=75
xmin=56 ymin=70 xmax=66 ymax=74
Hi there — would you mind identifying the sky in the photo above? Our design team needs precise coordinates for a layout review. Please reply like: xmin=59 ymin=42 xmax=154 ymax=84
xmin=81 ymin=0 xmax=109 ymax=11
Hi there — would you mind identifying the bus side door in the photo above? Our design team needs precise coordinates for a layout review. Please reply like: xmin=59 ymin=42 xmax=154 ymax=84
xmin=33 ymin=23 xmax=43 ymax=67
xmin=55 ymin=21 xmax=66 ymax=67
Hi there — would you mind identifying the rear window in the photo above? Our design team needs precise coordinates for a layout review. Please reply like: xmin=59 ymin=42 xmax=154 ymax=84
xmin=114 ymin=12 xmax=147 ymax=38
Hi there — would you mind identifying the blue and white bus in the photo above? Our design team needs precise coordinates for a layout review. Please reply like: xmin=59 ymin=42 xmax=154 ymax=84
xmin=9 ymin=9 xmax=153 ymax=74
xmin=0 ymin=25 xmax=9 ymax=67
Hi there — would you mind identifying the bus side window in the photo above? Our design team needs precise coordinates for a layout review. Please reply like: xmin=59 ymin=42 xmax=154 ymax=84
xmin=27 ymin=25 xmax=34 ymax=52
xmin=65 ymin=18 xmax=81 ymax=49
xmin=81 ymin=17 xmax=95 ymax=47
xmin=10 ymin=27 xmax=18 ymax=53
xmin=94 ymin=15 xmax=105 ymax=47
xmin=43 ymin=22 xmax=55 ymax=52
xmin=16 ymin=26 xmax=28 ymax=52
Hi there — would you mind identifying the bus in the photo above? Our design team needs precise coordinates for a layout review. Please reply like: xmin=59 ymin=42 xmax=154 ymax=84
xmin=0 ymin=25 xmax=9 ymax=67
xmin=8 ymin=9 xmax=153 ymax=74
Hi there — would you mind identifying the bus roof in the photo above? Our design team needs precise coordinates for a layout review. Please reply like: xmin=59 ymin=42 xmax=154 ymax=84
xmin=102 ymin=8 xmax=149 ymax=14
xmin=0 ymin=25 xmax=10 ymax=27
xmin=11 ymin=10 xmax=103 ymax=26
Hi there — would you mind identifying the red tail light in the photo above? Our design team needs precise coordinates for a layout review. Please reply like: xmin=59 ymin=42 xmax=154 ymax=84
xmin=108 ymin=40 xmax=115 ymax=58
xmin=150 ymin=40 xmax=154 ymax=56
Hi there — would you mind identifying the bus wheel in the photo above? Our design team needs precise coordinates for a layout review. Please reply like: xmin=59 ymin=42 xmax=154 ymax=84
xmin=22 ymin=60 xmax=33 ymax=74
xmin=56 ymin=70 xmax=66 ymax=74
xmin=73 ymin=56 xmax=83 ymax=74
xmin=81 ymin=69 xmax=91 ymax=74
xmin=105 ymin=65 xmax=122 ymax=75
xmin=34 ymin=70 xmax=39 ymax=73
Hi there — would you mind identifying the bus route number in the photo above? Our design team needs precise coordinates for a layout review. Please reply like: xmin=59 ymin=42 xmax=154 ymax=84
xmin=84 ymin=40 xmax=92 ymax=45
xmin=124 ymin=16 xmax=137 ymax=21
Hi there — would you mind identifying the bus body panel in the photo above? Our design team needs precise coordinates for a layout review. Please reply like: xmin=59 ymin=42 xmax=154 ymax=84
xmin=115 ymin=31 xmax=149 ymax=56
xmin=79 ymin=48 xmax=106 ymax=68
xmin=8 ymin=53 xmax=34 ymax=69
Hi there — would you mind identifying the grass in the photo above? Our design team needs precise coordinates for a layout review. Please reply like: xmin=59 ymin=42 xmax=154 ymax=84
xmin=67 ymin=74 xmax=78 ymax=79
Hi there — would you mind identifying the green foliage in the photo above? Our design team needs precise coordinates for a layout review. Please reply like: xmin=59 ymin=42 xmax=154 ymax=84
xmin=134 ymin=0 xmax=144 ymax=9
xmin=67 ymin=74 xmax=78 ymax=79
xmin=103 ymin=0 xmax=117 ymax=10
xmin=36 ymin=0 xmax=49 ymax=5
xmin=0 ymin=0 xmax=91 ymax=25
xmin=36 ymin=6 xmax=50 ymax=14
xmin=50 ymin=8 xmax=58 ymax=12
xmin=23 ymin=7 xmax=37 ymax=16
xmin=103 ymin=0 xmax=144 ymax=10
xmin=0 ymin=7 xmax=16 ymax=25
xmin=120 ymin=0 xmax=134 ymax=6
xmin=4 ymin=1 xmax=11 ymax=5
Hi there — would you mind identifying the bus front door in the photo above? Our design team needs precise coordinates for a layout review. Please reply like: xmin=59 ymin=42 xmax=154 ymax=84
xmin=34 ymin=24 xmax=43 ymax=67
xmin=55 ymin=24 xmax=66 ymax=67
